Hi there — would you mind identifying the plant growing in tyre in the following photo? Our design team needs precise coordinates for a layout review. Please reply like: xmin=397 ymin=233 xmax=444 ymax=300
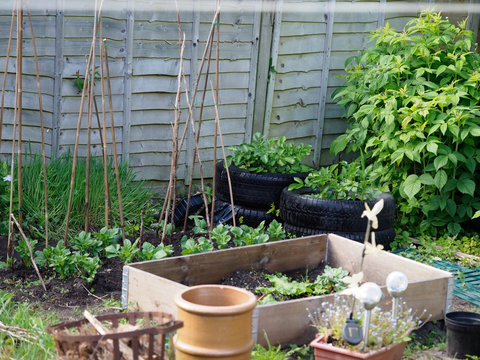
xmin=280 ymin=161 xmax=396 ymax=247
xmin=215 ymin=133 xmax=313 ymax=227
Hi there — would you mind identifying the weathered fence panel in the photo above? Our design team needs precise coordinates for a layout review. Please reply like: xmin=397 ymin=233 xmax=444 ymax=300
xmin=0 ymin=0 xmax=477 ymax=188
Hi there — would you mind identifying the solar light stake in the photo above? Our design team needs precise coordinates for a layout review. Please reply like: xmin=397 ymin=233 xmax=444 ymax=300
xmin=386 ymin=271 xmax=408 ymax=320
xmin=357 ymin=282 xmax=382 ymax=349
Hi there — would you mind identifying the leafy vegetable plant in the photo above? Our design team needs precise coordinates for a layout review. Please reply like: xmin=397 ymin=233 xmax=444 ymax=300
xmin=228 ymin=132 xmax=312 ymax=174
xmin=181 ymin=236 xmax=214 ymax=255
xmin=71 ymin=231 xmax=103 ymax=257
xmin=138 ymin=242 xmax=174 ymax=261
xmin=256 ymin=266 xmax=349 ymax=300
xmin=289 ymin=161 xmax=380 ymax=201
xmin=105 ymin=238 xmax=140 ymax=264
xmin=15 ymin=238 xmax=37 ymax=268
xmin=92 ymin=227 xmax=122 ymax=249
xmin=211 ymin=224 xmax=231 ymax=249
xmin=331 ymin=11 xmax=480 ymax=235
xmin=46 ymin=241 xmax=76 ymax=279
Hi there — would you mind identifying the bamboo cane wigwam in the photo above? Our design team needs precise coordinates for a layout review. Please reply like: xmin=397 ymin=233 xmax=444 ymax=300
xmin=48 ymin=311 xmax=182 ymax=360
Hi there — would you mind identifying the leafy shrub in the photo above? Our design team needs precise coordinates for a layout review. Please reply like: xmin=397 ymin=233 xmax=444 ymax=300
xmin=228 ymin=132 xmax=312 ymax=174
xmin=331 ymin=11 xmax=480 ymax=235
xmin=289 ymin=161 xmax=380 ymax=201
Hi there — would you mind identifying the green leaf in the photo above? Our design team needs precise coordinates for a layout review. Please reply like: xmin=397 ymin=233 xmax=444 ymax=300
xmin=465 ymin=158 xmax=477 ymax=174
xmin=457 ymin=178 xmax=475 ymax=196
xmin=426 ymin=142 xmax=438 ymax=155
xmin=330 ymin=134 xmax=349 ymax=155
xmin=473 ymin=210 xmax=480 ymax=219
xmin=470 ymin=128 xmax=480 ymax=137
xmin=434 ymin=170 xmax=448 ymax=190
xmin=446 ymin=199 xmax=457 ymax=217
xmin=447 ymin=222 xmax=461 ymax=235
xmin=436 ymin=65 xmax=447 ymax=76
xmin=403 ymin=174 xmax=421 ymax=200
xmin=434 ymin=155 xmax=448 ymax=171
xmin=419 ymin=173 xmax=435 ymax=185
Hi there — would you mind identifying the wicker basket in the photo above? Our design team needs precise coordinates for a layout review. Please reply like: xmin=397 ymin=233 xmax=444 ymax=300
xmin=48 ymin=311 xmax=183 ymax=360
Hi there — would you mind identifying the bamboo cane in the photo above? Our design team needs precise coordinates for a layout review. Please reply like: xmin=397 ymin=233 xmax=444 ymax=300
xmin=5 ymin=0 xmax=16 ymax=264
xmin=17 ymin=3 xmax=23 ymax=228
xmin=84 ymin=68 xmax=94 ymax=232
xmin=180 ymin=10 xmax=220 ymax=232
xmin=184 ymin=13 xmax=216 ymax=232
xmin=11 ymin=214 xmax=46 ymax=292
xmin=84 ymin=8 xmax=99 ymax=233
xmin=7 ymin=40 xmax=18 ymax=265
xmin=98 ymin=17 xmax=110 ymax=229
xmin=103 ymin=40 xmax=125 ymax=242
xmin=210 ymin=3 xmax=221 ymax=229
xmin=0 ymin=4 xmax=16 ymax=153
xmin=27 ymin=10 xmax=50 ymax=247
xmin=64 ymin=0 xmax=104 ymax=244
xmin=210 ymin=80 xmax=236 ymax=226
xmin=181 ymin=66 xmax=211 ymax=232
xmin=8 ymin=2 xmax=23 ymax=266
xmin=161 ymin=36 xmax=185 ymax=243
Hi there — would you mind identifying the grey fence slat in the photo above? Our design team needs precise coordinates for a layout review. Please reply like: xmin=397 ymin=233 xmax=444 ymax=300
xmin=314 ymin=0 xmax=334 ymax=166
xmin=0 ymin=1 xmax=476 ymax=185
xmin=122 ymin=2 xmax=134 ymax=163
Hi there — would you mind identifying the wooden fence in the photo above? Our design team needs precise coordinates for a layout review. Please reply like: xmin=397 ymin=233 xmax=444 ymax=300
xmin=0 ymin=0 xmax=478 ymax=189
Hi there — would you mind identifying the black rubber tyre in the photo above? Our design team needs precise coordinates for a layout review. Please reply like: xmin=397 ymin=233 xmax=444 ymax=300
xmin=215 ymin=200 xmax=276 ymax=227
xmin=215 ymin=161 xmax=308 ymax=209
xmin=283 ymin=223 xmax=396 ymax=249
xmin=280 ymin=187 xmax=396 ymax=232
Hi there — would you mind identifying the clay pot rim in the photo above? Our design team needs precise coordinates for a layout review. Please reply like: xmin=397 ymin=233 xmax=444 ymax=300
xmin=310 ymin=336 xmax=408 ymax=358
xmin=175 ymin=284 xmax=257 ymax=315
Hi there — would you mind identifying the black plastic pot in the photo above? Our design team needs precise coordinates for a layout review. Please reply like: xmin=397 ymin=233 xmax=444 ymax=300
xmin=446 ymin=311 xmax=480 ymax=359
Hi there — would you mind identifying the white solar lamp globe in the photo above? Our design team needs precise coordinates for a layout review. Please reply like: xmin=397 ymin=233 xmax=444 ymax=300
xmin=386 ymin=271 xmax=408 ymax=320
xmin=357 ymin=282 xmax=382 ymax=348
xmin=357 ymin=282 xmax=382 ymax=310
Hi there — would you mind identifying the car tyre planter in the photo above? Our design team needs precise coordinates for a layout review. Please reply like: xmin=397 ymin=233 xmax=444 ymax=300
xmin=280 ymin=187 xmax=396 ymax=232
xmin=215 ymin=161 xmax=308 ymax=209
xmin=310 ymin=336 xmax=407 ymax=360
xmin=215 ymin=200 xmax=275 ymax=227
xmin=283 ymin=223 xmax=396 ymax=248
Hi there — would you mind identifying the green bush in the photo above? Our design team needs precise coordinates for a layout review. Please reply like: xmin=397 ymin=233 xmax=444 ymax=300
xmin=228 ymin=132 xmax=312 ymax=174
xmin=331 ymin=11 xmax=480 ymax=235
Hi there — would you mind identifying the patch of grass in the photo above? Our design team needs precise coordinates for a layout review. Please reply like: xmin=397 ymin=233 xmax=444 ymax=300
xmin=0 ymin=291 xmax=57 ymax=360
xmin=251 ymin=333 xmax=313 ymax=360
xmin=402 ymin=322 xmax=446 ymax=359
xmin=21 ymin=151 xmax=155 ymax=241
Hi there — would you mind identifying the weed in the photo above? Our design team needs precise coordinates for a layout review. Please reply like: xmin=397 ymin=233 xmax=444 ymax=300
xmin=0 ymin=291 xmax=57 ymax=360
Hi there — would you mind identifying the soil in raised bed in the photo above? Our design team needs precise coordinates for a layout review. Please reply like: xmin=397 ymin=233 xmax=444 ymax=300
xmin=220 ymin=263 xmax=327 ymax=301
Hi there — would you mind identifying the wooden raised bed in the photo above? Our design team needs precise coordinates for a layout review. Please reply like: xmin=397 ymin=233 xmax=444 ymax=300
xmin=122 ymin=234 xmax=453 ymax=346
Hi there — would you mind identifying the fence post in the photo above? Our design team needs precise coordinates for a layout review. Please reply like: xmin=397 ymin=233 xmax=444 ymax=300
xmin=52 ymin=0 xmax=64 ymax=159
xmin=313 ymin=0 xmax=335 ymax=167
xmin=122 ymin=0 xmax=134 ymax=163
